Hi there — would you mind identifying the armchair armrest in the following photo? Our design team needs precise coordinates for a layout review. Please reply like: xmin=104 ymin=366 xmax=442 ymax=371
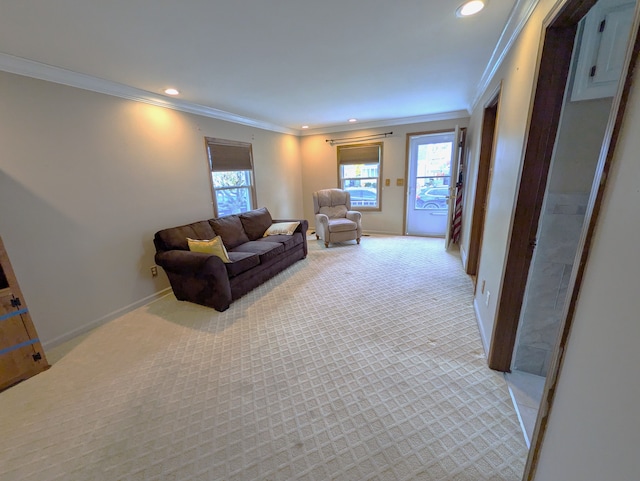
xmin=315 ymin=213 xmax=329 ymax=231
xmin=346 ymin=211 xmax=362 ymax=225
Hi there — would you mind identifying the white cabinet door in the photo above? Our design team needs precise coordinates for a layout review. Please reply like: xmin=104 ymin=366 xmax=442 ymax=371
xmin=570 ymin=0 xmax=635 ymax=101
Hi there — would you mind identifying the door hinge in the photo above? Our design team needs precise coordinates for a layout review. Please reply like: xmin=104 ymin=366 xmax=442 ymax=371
xmin=32 ymin=352 xmax=42 ymax=362
xmin=10 ymin=297 xmax=21 ymax=308
xmin=590 ymin=65 xmax=597 ymax=77
xmin=599 ymin=19 xmax=606 ymax=33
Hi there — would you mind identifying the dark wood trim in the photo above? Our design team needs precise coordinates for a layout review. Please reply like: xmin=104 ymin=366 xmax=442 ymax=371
xmin=466 ymin=90 xmax=500 ymax=278
xmin=488 ymin=24 xmax=577 ymax=372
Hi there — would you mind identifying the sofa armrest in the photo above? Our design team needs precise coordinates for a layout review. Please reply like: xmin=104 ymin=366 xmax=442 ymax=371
xmin=155 ymin=250 xmax=227 ymax=277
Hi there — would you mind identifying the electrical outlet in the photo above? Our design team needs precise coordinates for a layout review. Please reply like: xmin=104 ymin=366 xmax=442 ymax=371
xmin=485 ymin=290 xmax=490 ymax=307
xmin=150 ymin=266 xmax=158 ymax=277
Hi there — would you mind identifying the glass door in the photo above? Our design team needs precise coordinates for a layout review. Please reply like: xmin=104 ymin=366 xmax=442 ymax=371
xmin=406 ymin=131 xmax=457 ymax=237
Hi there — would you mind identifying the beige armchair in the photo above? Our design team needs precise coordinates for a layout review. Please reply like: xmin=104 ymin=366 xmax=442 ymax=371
xmin=313 ymin=189 xmax=362 ymax=247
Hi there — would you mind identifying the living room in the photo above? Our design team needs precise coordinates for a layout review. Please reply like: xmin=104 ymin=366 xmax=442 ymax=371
xmin=2 ymin=0 xmax=640 ymax=479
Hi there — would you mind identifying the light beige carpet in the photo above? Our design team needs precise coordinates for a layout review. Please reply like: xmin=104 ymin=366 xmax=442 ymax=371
xmin=0 ymin=235 xmax=527 ymax=481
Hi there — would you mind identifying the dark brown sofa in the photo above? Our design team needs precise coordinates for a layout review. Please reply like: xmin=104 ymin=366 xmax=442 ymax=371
xmin=154 ymin=207 xmax=308 ymax=311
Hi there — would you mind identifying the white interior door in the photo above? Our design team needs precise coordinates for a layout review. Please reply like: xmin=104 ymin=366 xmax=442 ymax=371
xmin=445 ymin=126 xmax=462 ymax=249
xmin=406 ymin=129 xmax=458 ymax=238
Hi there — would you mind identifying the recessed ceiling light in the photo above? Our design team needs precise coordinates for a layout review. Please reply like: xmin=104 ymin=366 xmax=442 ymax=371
xmin=301 ymin=125 xmax=309 ymax=129
xmin=456 ymin=0 xmax=485 ymax=17
xmin=348 ymin=118 xmax=357 ymax=123
xmin=164 ymin=88 xmax=180 ymax=95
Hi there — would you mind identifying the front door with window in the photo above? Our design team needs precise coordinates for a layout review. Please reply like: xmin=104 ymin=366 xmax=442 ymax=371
xmin=406 ymin=132 xmax=457 ymax=237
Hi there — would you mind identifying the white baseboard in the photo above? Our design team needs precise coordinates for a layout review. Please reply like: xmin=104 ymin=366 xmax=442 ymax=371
xmin=360 ymin=230 xmax=403 ymax=236
xmin=43 ymin=287 xmax=172 ymax=350
xmin=460 ymin=245 xmax=468 ymax=270
xmin=473 ymin=297 xmax=490 ymax=357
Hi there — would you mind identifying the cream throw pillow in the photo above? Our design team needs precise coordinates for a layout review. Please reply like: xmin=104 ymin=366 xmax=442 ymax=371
xmin=263 ymin=221 xmax=300 ymax=236
xmin=187 ymin=236 xmax=231 ymax=263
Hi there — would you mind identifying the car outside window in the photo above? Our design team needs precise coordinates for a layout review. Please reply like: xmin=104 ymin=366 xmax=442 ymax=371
xmin=337 ymin=142 xmax=382 ymax=211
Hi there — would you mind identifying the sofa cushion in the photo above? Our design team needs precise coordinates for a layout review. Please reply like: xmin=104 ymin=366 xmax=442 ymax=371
xmin=187 ymin=236 xmax=231 ymax=263
xmin=225 ymin=251 xmax=260 ymax=278
xmin=155 ymin=220 xmax=216 ymax=251
xmin=239 ymin=207 xmax=273 ymax=240
xmin=209 ymin=215 xmax=250 ymax=249
xmin=231 ymin=241 xmax=284 ymax=264
xmin=264 ymin=221 xmax=300 ymax=236
xmin=255 ymin=233 xmax=302 ymax=251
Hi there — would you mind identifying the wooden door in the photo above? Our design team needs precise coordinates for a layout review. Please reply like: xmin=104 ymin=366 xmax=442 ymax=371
xmin=466 ymin=91 xmax=499 ymax=284
xmin=0 ymin=236 xmax=49 ymax=391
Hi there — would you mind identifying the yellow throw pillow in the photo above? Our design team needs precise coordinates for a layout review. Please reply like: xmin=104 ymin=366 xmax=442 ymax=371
xmin=187 ymin=236 xmax=231 ymax=263
xmin=263 ymin=221 xmax=300 ymax=236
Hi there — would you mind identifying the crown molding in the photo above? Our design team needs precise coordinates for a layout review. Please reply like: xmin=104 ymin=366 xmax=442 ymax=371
xmin=471 ymin=0 xmax=541 ymax=111
xmin=0 ymin=52 xmax=298 ymax=135
xmin=298 ymin=110 xmax=471 ymax=136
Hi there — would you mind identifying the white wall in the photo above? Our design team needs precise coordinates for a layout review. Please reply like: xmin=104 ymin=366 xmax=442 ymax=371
xmin=0 ymin=71 xmax=303 ymax=347
xmin=300 ymin=120 xmax=468 ymax=235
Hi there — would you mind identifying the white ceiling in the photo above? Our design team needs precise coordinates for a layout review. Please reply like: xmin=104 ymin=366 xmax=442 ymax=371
xmin=0 ymin=0 xmax=535 ymax=134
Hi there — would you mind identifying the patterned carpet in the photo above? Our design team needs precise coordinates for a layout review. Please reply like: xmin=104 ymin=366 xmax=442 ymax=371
xmin=0 ymin=235 xmax=527 ymax=480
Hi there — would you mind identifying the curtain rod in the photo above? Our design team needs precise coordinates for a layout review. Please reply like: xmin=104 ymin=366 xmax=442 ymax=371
xmin=326 ymin=131 xmax=393 ymax=145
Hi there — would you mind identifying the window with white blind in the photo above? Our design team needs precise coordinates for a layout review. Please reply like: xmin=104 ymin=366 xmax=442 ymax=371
xmin=205 ymin=137 xmax=257 ymax=217
xmin=337 ymin=142 xmax=382 ymax=210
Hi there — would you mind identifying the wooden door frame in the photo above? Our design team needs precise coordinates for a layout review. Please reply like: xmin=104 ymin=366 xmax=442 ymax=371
xmin=466 ymin=86 xmax=501 ymax=283
xmin=488 ymin=10 xmax=586 ymax=372
xmin=489 ymin=0 xmax=640 ymax=372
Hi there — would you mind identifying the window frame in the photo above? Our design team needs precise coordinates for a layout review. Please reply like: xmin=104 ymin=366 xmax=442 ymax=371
xmin=337 ymin=142 xmax=383 ymax=211
xmin=205 ymin=137 xmax=257 ymax=217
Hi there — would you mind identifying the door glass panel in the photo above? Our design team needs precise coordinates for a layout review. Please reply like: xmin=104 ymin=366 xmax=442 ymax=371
xmin=414 ymin=142 xmax=452 ymax=209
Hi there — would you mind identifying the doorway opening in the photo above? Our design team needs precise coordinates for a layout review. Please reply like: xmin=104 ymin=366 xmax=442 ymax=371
xmin=479 ymin=0 xmax=640 ymax=477
xmin=466 ymin=88 xmax=500 ymax=290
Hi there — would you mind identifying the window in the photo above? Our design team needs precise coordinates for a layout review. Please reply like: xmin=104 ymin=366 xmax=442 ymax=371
xmin=337 ymin=142 xmax=382 ymax=210
xmin=205 ymin=137 xmax=257 ymax=217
